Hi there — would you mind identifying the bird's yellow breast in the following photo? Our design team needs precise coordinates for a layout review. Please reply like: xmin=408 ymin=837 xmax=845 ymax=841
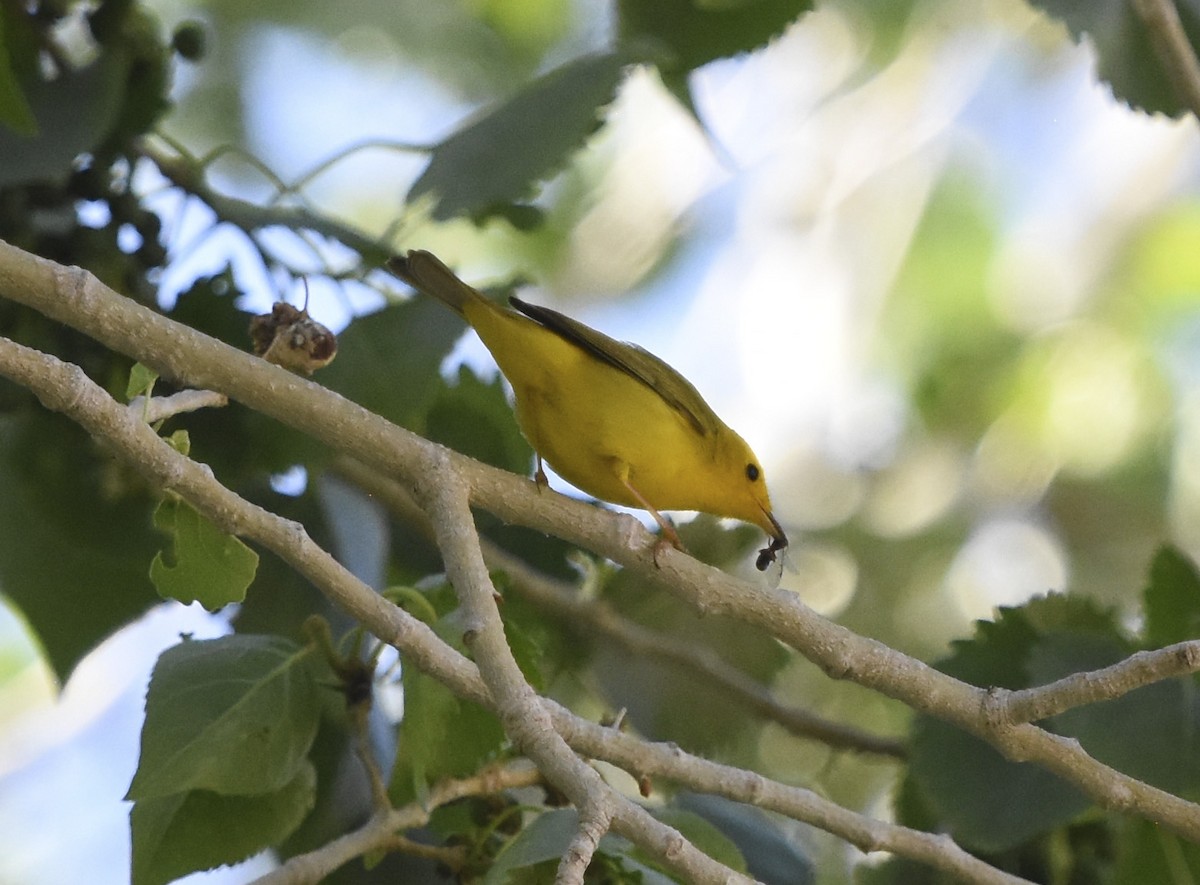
xmin=464 ymin=299 xmax=718 ymax=509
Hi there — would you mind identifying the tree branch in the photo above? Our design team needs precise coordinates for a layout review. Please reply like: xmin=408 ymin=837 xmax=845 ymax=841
xmin=559 ymin=806 xmax=609 ymax=885
xmin=0 ymin=321 xmax=1031 ymax=884
xmin=333 ymin=454 xmax=908 ymax=760
xmin=410 ymin=449 xmax=747 ymax=884
xmin=5 ymin=240 xmax=1200 ymax=872
xmin=253 ymin=760 xmax=543 ymax=884
xmin=128 ymin=388 xmax=228 ymax=423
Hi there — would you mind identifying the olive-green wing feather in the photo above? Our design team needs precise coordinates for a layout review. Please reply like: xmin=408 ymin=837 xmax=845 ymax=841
xmin=509 ymin=296 xmax=720 ymax=438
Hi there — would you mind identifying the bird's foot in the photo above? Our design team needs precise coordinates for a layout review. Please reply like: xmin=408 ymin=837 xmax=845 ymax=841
xmin=651 ymin=517 xmax=686 ymax=567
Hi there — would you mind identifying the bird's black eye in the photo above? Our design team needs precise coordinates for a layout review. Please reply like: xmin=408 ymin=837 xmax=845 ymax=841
xmin=746 ymin=463 xmax=760 ymax=482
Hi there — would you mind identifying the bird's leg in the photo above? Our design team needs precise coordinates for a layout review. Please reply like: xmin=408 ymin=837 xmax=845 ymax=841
xmin=618 ymin=475 xmax=686 ymax=563
xmin=533 ymin=454 xmax=549 ymax=491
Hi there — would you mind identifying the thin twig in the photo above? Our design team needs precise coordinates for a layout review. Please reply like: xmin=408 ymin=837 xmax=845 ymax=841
xmin=989 ymin=640 xmax=1200 ymax=725
xmin=373 ymin=835 xmax=470 ymax=869
xmin=138 ymin=141 xmax=392 ymax=267
xmin=252 ymin=760 xmax=543 ymax=885
xmin=128 ymin=388 xmax=228 ymax=424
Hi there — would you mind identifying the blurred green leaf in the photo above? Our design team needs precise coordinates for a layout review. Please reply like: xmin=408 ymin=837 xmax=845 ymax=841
xmin=485 ymin=808 xmax=578 ymax=884
xmin=231 ymin=493 xmax=342 ymax=641
xmin=408 ymin=51 xmax=633 ymax=220
xmin=884 ymin=171 xmax=1012 ymax=437
xmin=149 ymin=495 xmax=259 ymax=609
xmin=1030 ymin=0 xmax=1200 ymax=117
xmin=502 ymin=603 xmax=546 ymax=693
xmin=320 ymin=297 xmax=462 ymax=431
xmin=671 ymin=793 xmax=812 ymax=883
xmin=1142 ymin=545 xmax=1200 ymax=649
xmin=908 ymin=717 xmax=1089 ymax=853
xmin=426 ymin=366 xmax=532 ymax=474
xmin=1128 ymin=204 xmax=1200 ymax=308
xmin=907 ymin=600 xmax=1099 ymax=852
xmin=0 ymin=50 xmax=129 ymax=186
xmin=127 ymin=635 xmax=320 ymax=800
xmin=618 ymin=0 xmax=812 ymax=73
xmin=0 ymin=11 xmax=36 ymax=135
xmin=595 ymin=518 xmax=788 ymax=754
xmin=101 ymin=6 xmax=172 ymax=147
xmin=389 ymin=582 xmax=508 ymax=804
xmin=390 ymin=660 xmax=506 ymax=806
xmin=648 ymin=807 xmax=747 ymax=874
xmin=1112 ymin=818 xmax=1200 ymax=885
xmin=0 ymin=412 xmax=159 ymax=681
xmin=125 ymin=362 xmax=159 ymax=400
xmin=1019 ymin=592 xmax=1124 ymax=637
xmin=1033 ymin=629 xmax=1200 ymax=796
xmin=1027 ymin=613 xmax=1200 ymax=801
xmin=130 ymin=760 xmax=316 ymax=885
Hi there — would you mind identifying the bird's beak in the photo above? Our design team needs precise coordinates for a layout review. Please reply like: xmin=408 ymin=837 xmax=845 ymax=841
xmin=760 ymin=504 xmax=788 ymax=547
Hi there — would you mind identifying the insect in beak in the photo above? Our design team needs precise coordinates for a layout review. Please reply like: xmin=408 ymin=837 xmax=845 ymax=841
xmin=755 ymin=508 xmax=788 ymax=571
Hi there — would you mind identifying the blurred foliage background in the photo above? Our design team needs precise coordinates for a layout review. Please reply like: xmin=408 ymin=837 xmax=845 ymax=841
xmin=3 ymin=0 xmax=1200 ymax=881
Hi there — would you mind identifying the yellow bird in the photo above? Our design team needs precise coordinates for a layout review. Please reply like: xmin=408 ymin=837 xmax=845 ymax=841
xmin=387 ymin=250 xmax=788 ymax=569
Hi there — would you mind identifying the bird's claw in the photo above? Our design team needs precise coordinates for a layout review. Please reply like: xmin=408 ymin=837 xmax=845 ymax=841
xmin=651 ymin=520 xmax=686 ymax=568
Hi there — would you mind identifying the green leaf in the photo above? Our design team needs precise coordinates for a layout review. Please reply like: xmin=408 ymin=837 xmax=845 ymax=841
xmin=390 ymin=658 xmax=507 ymax=806
xmin=0 ymin=413 xmax=160 ymax=681
xmin=884 ymin=171 xmax=1008 ymax=437
xmin=130 ymin=760 xmax=317 ymax=885
xmin=389 ymin=581 xmax=510 ymax=803
xmin=1112 ymin=818 xmax=1200 ymax=885
xmin=485 ymin=808 xmax=581 ymax=884
xmin=907 ymin=601 xmax=1094 ymax=852
xmin=1030 ymin=0 xmax=1200 ymax=117
xmin=149 ymin=495 xmax=259 ymax=610
xmin=908 ymin=716 xmax=1090 ymax=853
xmin=1142 ymin=545 xmax=1200 ymax=649
xmin=408 ymin=51 xmax=632 ymax=220
xmin=102 ymin=7 xmax=172 ymax=146
xmin=426 ymin=366 xmax=533 ymax=475
xmin=503 ymin=609 xmax=546 ymax=693
xmin=648 ymin=807 xmax=747 ymax=874
xmin=618 ymin=0 xmax=813 ymax=75
xmin=1032 ymin=630 xmax=1200 ymax=796
xmin=594 ymin=525 xmax=789 ymax=753
xmin=486 ymin=809 xmax=704 ymax=885
xmin=162 ymin=429 xmax=190 ymax=456
xmin=670 ymin=793 xmax=812 ymax=882
xmin=319 ymin=297 xmax=463 ymax=432
xmin=0 ymin=10 xmax=36 ymax=135
xmin=0 ymin=49 xmax=130 ymax=187
xmin=126 ymin=362 xmax=159 ymax=400
xmin=127 ymin=635 xmax=320 ymax=801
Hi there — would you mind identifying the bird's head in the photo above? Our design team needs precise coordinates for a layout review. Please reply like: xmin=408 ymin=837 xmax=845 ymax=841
xmin=711 ymin=430 xmax=788 ymax=568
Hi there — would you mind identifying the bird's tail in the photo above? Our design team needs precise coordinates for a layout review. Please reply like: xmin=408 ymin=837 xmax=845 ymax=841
xmin=386 ymin=250 xmax=479 ymax=316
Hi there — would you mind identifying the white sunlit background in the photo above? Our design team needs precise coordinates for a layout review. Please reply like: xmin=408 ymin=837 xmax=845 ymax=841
xmin=2 ymin=0 xmax=1200 ymax=881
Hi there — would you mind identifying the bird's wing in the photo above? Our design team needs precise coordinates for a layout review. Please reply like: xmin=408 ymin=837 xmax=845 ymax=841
xmin=509 ymin=296 xmax=720 ymax=438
